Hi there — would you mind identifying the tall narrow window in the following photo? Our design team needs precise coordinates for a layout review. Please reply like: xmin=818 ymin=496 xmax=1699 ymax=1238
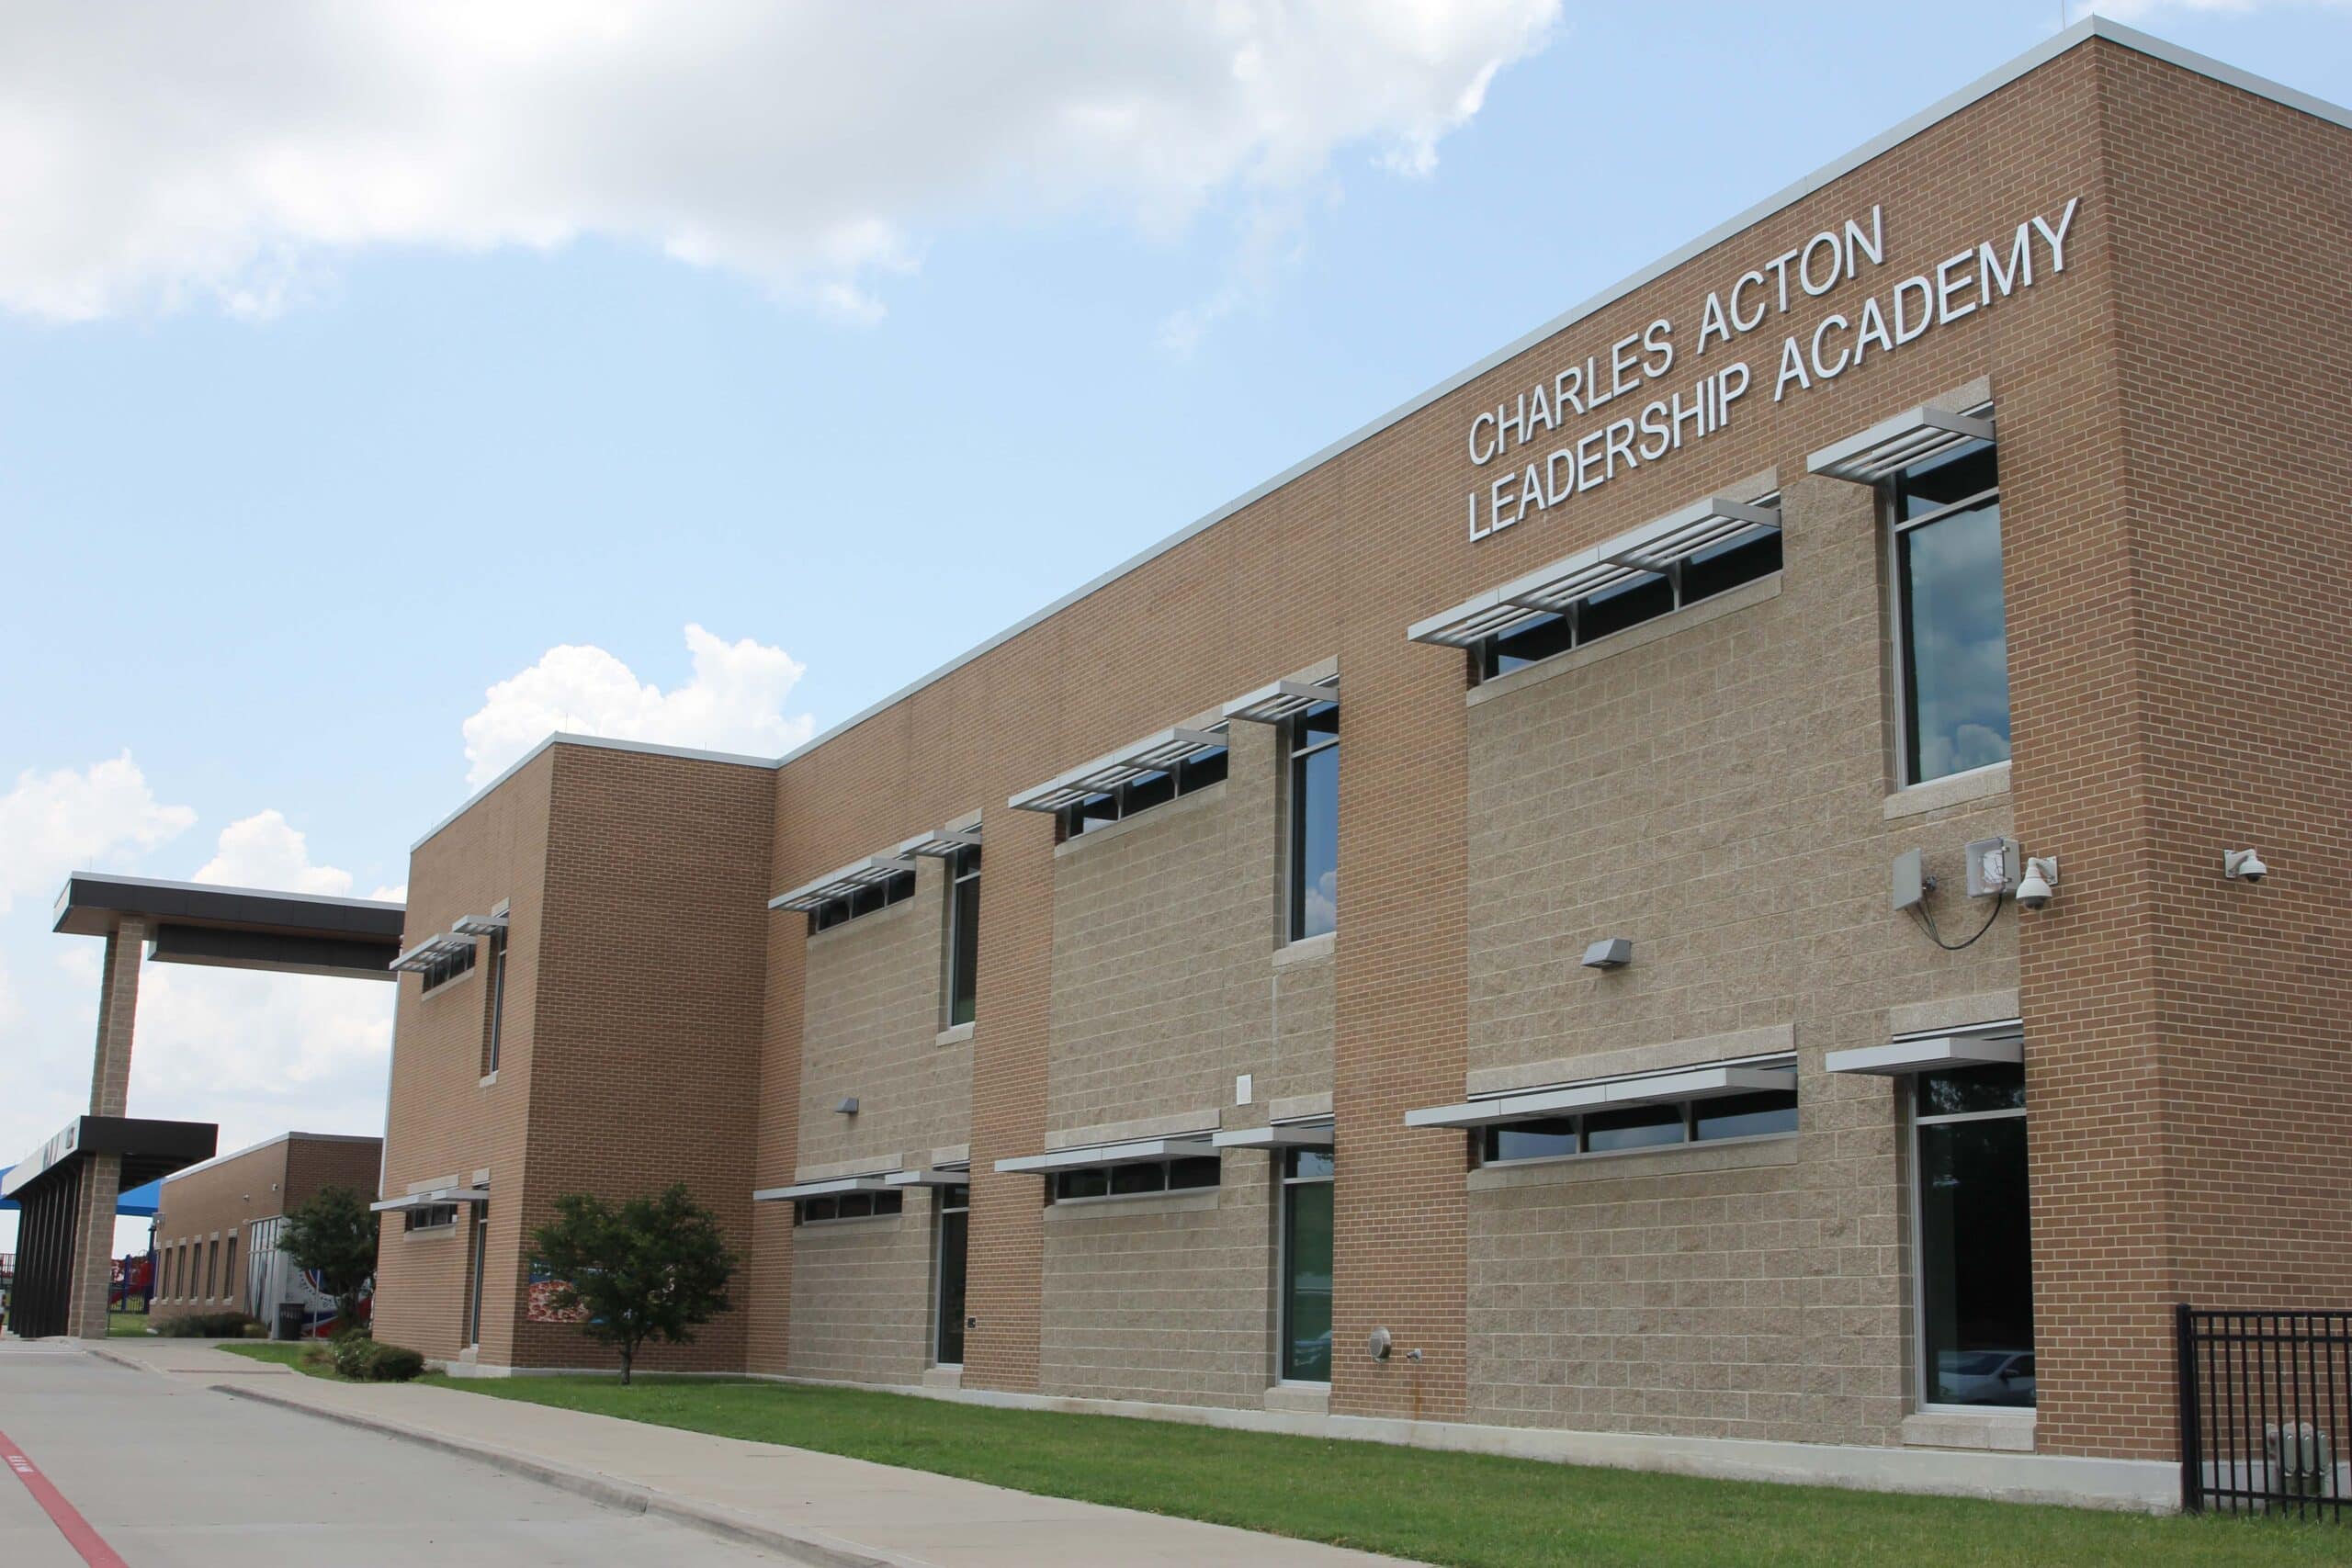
xmin=465 ymin=1205 xmax=490 ymax=1348
xmin=222 ymin=1235 xmax=238 ymax=1312
xmin=1893 ymin=440 xmax=2007 ymax=784
xmin=934 ymin=1183 xmax=969 ymax=1367
xmin=1288 ymin=702 xmax=1339 ymax=942
xmin=482 ymin=926 xmax=508 ymax=1077
xmin=945 ymin=847 xmax=981 ymax=1028
xmin=205 ymin=1238 xmax=219 ymax=1299
xmin=1914 ymin=1062 xmax=2034 ymax=1408
xmin=1281 ymin=1148 xmax=1334 ymax=1382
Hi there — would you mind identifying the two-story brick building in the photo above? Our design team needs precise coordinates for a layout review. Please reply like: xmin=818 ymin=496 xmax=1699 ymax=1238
xmin=368 ymin=20 xmax=2352 ymax=1507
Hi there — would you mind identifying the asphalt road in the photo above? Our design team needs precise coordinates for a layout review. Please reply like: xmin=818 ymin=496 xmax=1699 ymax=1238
xmin=0 ymin=1340 xmax=785 ymax=1565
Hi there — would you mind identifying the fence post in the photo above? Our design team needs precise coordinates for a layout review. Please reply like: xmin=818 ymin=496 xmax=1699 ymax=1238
xmin=2175 ymin=1303 xmax=2204 ymax=1515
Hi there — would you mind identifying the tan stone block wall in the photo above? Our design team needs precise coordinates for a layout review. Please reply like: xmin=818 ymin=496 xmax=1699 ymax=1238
xmin=1038 ymin=1160 xmax=1275 ymax=1408
xmin=786 ymin=1194 xmax=944 ymax=1385
xmin=796 ymin=857 xmax=969 ymax=1177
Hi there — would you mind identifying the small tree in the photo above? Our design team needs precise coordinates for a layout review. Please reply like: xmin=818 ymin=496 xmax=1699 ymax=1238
xmin=280 ymin=1184 xmax=379 ymax=1335
xmin=530 ymin=1184 xmax=736 ymax=1384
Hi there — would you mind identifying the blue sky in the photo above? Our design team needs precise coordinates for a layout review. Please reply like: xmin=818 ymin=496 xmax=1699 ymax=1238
xmin=3 ymin=2 xmax=2347 ymax=1253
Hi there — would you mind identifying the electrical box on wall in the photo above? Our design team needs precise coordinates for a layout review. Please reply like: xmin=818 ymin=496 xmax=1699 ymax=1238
xmin=1892 ymin=849 xmax=1927 ymax=911
xmin=1966 ymin=837 xmax=2022 ymax=898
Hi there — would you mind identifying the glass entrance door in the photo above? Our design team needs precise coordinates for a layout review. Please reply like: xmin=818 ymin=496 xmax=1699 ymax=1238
xmin=934 ymin=1185 xmax=968 ymax=1367
xmin=1280 ymin=1148 xmax=1333 ymax=1382
xmin=1913 ymin=1064 xmax=2034 ymax=1408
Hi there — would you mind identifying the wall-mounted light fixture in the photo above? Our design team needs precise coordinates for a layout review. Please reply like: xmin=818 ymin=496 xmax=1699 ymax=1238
xmin=835 ymin=1097 xmax=860 ymax=1116
xmin=1580 ymin=938 xmax=1633 ymax=970
xmin=2223 ymin=849 xmax=2269 ymax=884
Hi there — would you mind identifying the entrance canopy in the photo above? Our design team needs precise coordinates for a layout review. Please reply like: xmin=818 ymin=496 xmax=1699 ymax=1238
xmin=53 ymin=872 xmax=406 ymax=981
xmin=0 ymin=1167 xmax=162 ymax=1215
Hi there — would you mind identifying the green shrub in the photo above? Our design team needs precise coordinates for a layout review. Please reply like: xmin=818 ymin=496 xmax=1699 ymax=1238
xmin=156 ymin=1310 xmax=261 ymax=1338
xmin=331 ymin=1336 xmax=424 ymax=1382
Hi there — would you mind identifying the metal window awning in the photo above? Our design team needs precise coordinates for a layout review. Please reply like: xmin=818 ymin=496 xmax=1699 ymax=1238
xmin=1007 ymin=724 xmax=1230 ymax=814
xmin=1826 ymin=1021 xmax=2023 ymax=1077
xmin=1408 ymin=495 xmax=1781 ymax=649
xmin=369 ymin=1185 xmax=489 ymax=1212
xmin=1406 ymin=1063 xmax=1796 ymax=1130
xmin=882 ymin=1164 xmax=971 ymax=1188
xmin=1211 ymin=1120 xmax=1334 ymax=1150
xmin=769 ymin=852 xmax=918 ymax=913
xmin=387 ymin=931 xmax=475 ymax=973
xmin=451 ymin=911 xmax=508 ymax=937
xmin=903 ymin=828 xmax=982 ymax=859
xmin=995 ymin=1134 xmax=1217 ymax=1175
xmin=1806 ymin=405 xmax=1995 ymax=484
xmin=1222 ymin=678 xmax=1339 ymax=726
xmin=751 ymin=1173 xmax=899 ymax=1202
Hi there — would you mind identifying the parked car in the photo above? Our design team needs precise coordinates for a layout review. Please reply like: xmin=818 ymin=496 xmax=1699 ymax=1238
xmin=1936 ymin=1349 xmax=2036 ymax=1406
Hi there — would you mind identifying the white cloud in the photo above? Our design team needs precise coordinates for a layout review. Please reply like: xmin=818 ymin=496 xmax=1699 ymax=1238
xmin=461 ymin=622 xmax=815 ymax=786
xmin=194 ymin=809 xmax=356 ymax=896
xmin=0 ymin=0 xmax=1558 ymax=325
xmin=0 ymin=751 xmax=196 ymax=913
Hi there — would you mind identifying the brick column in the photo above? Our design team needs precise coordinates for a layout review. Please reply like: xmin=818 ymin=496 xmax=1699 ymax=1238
xmin=71 ymin=917 xmax=145 ymax=1337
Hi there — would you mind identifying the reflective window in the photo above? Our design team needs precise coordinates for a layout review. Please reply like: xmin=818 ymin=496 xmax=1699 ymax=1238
xmin=1478 ymin=1084 xmax=1799 ymax=1165
xmin=1281 ymin=1146 xmax=1334 ymax=1382
xmin=1915 ymin=1062 xmax=2033 ymax=1408
xmin=422 ymin=939 xmax=477 ymax=994
xmin=481 ymin=926 xmax=508 ymax=1076
xmin=1894 ymin=441 xmax=2008 ymax=784
xmin=946 ymin=847 xmax=981 ymax=1027
xmin=1050 ymin=1156 xmax=1221 ymax=1201
xmin=1289 ymin=703 xmax=1339 ymax=941
xmin=934 ymin=1184 xmax=968 ymax=1366
xmin=792 ymin=1190 xmax=905 ymax=1226
xmin=809 ymin=869 xmax=916 ymax=931
xmin=1057 ymin=747 xmax=1228 ymax=840
xmin=1473 ymin=517 xmax=1782 ymax=682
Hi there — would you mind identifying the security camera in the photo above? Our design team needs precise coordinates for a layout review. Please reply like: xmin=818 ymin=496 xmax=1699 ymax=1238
xmin=2224 ymin=849 xmax=2268 ymax=884
xmin=2015 ymin=857 xmax=2058 ymax=911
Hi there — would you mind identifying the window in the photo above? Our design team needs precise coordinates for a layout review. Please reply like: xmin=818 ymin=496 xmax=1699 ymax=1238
xmin=404 ymin=1203 xmax=458 ymax=1232
xmin=1892 ymin=440 xmax=2007 ymax=784
xmin=1478 ymin=1088 xmax=1798 ymax=1165
xmin=1280 ymin=1148 xmax=1334 ymax=1382
xmin=1914 ymin=1061 xmax=2034 ymax=1409
xmin=481 ymin=925 xmax=509 ymax=1076
xmin=810 ymin=870 xmax=917 ymax=931
xmin=945 ymin=847 xmax=981 ymax=1027
xmin=222 ymin=1235 xmax=238 ymax=1311
xmin=205 ymin=1238 xmax=219 ymax=1299
xmin=1473 ymin=525 xmax=1782 ymax=680
xmin=422 ymin=939 xmax=477 ymax=994
xmin=934 ymin=1184 xmax=969 ymax=1367
xmin=1288 ymin=703 xmax=1338 ymax=941
xmin=1056 ymin=747 xmax=1228 ymax=840
xmin=1050 ymin=1156 xmax=1220 ymax=1201
xmin=465 ymin=1206 xmax=490 ymax=1348
xmin=792 ymin=1190 xmax=906 ymax=1225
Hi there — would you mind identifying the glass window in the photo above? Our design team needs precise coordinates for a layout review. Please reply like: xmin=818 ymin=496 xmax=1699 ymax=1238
xmin=934 ymin=1185 xmax=968 ymax=1366
xmin=1582 ymin=1102 xmax=1684 ymax=1153
xmin=1125 ymin=769 xmax=1175 ymax=814
xmin=1578 ymin=573 xmax=1676 ymax=642
xmin=482 ymin=926 xmax=508 ymax=1076
xmin=1169 ymin=1156 xmax=1221 ymax=1190
xmin=1178 ymin=747 xmax=1228 ymax=793
xmin=1894 ymin=441 xmax=2008 ymax=784
xmin=1482 ymin=1118 xmax=1580 ymax=1164
xmin=1055 ymin=1168 xmax=1109 ymax=1201
xmin=1694 ymin=1089 xmax=1799 ymax=1142
xmin=1485 ymin=610 xmax=1574 ymax=679
xmin=465 ymin=1208 xmax=488 ymax=1348
xmin=1111 ymin=1163 xmax=1167 ymax=1196
xmin=810 ymin=868 xmax=918 ymax=931
xmin=1289 ymin=703 xmax=1339 ymax=942
xmin=1917 ymin=1062 xmax=2026 ymax=1118
xmin=1683 ymin=528 xmax=1783 ymax=605
xmin=946 ymin=846 xmax=981 ymax=1028
xmin=1281 ymin=1146 xmax=1334 ymax=1382
xmin=1055 ymin=742 xmax=1231 ymax=840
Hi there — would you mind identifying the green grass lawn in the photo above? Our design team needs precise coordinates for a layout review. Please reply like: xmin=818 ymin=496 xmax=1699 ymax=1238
xmin=105 ymin=1304 xmax=154 ymax=1337
xmin=217 ymin=1341 xmax=338 ymax=1379
xmin=424 ymin=1375 xmax=2341 ymax=1567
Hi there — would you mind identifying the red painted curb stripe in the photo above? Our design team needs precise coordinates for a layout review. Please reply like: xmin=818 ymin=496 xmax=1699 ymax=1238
xmin=0 ymin=1427 xmax=129 ymax=1568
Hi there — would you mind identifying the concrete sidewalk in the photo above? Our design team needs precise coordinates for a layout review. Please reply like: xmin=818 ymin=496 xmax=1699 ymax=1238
xmin=88 ymin=1339 xmax=1411 ymax=1567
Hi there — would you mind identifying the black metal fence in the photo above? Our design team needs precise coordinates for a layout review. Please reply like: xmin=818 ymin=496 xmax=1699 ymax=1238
xmin=2177 ymin=1305 xmax=2350 ymax=1519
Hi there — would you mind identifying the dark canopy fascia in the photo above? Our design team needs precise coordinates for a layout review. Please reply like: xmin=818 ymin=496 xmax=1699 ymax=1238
xmin=52 ymin=873 xmax=406 ymax=981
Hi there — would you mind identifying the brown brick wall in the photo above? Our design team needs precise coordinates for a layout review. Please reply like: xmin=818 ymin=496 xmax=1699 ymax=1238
xmin=153 ymin=1134 xmax=379 ymax=1320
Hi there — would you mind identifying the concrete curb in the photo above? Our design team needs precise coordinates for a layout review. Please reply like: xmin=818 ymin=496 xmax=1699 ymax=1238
xmin=83 ymin=1342 xmax=294 ymax=1378
xmin=216 ymin=1383 xmax=896 ymax=1568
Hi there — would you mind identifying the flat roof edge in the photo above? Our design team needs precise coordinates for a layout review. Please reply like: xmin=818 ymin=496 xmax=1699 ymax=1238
xmin=761 ymin=19 xmax=2343 ymax=776
xmin=57 ymin=871 xmax=405 ymax=916
xmin=157 ymin=1128 xmax=383 ymax=1188
xmin=410 ymin=731 xmax=778 ymax=852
